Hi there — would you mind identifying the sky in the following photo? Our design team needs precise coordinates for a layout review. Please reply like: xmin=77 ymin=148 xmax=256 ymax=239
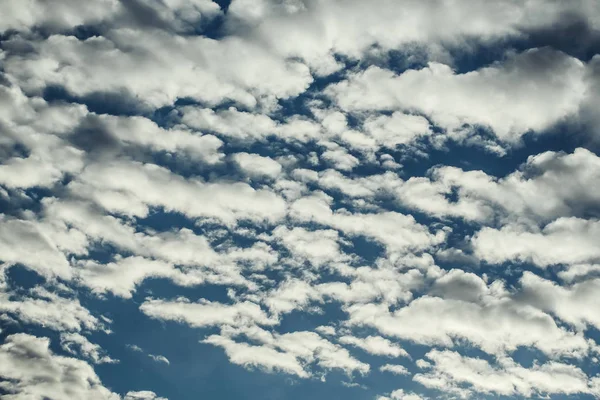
xmin=1 ymin=1 xmax=600 ymax=399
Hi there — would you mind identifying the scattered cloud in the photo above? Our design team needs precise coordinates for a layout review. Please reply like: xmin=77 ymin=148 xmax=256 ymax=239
xmin=1 ymin=1 xmax=600 ymax=399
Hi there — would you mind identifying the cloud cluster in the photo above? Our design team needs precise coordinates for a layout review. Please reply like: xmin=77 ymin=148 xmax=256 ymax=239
xmin=1 ymin=1 xmax=600 ymax=399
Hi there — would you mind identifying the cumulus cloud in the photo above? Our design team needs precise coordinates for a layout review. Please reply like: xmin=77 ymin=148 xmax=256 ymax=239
xmin=1 ymin=1 xmax=600 ymax=399
xmin=140 ymin=298 xmax=276 ymax=328
xmin=338 ymin=335 xmax=409 ymax=358
xmin=0 ymin=333 xmax=121 ymax=400
xmin=227 ymin=0 xmax=600 ymax=74
xmin=473 ymin=217 xmax=600 ymax=267
xmin=0 ymin=286 xmax=104 ymax=332
xmin=346 ymin=270 xmax=592 ymax=357
xmin=124 ymin=391 xmax=168 ymax=400
xmin=378 ymin=388 xmax=426 ymax=400
xmin=379 ymin=364 xmax=410 ymax=375
xmin=68 ymin=160 xmax=287 ymax=224
xmin=0 ymin=0 xmax=119 ymax=32
xmin=414 ymin=349 xmax=599 ymax=398
xmin=204 ymin=329 xmax=369 ymax=378
xmin=0 ymin=216 xmax=72 ymax=279
xmin=307 ymin=147 xmax=600 ymax=224
xmin=290 ymin=193 xmax=447 ymax=254
xmin=232 ymin=152 xmax=283 ymax=179
xmin=5 ymin=31 xmax=311 ymax=110
xmin=327 ymin=48 xmax=587 ymax=143
xmin=180 ymin=106 xmax=322 ymax=143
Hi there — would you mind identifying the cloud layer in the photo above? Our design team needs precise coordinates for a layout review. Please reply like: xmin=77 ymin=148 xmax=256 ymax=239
xmin=1 ymin=1 xmax=600 ymax=399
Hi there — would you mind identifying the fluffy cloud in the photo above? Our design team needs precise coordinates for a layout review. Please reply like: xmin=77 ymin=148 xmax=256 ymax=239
xmin=5 ymin=31 xmax=311 ymax=110
xmin=271 ymin=226 xmax=349 ymax=268
xmin=328 ymin=48 xmax=587 ymax=142
xmin=1 ymin=1 xmax=600 ymax=399
xmin=124 ymin=391 xmax=168 ymax=400
xmin=0 ymin=286 xmax=104 ymax=332
xmin=0 ymin=216 xmax=71 ymax=279
xmin=205 ymin=328 xmax=369 ymax=378
xmin=232 ymin=152 xmax=282 ymax=179
xmin=309 ymin=147 xmax=600 ymax=224
xmin=0 ymin=0 xmax=119 ymax=32
xmin=346 ymin=270 xmax=591 ymax=357
xmin=379 ymin=364 xmax=410 ymax=376
xmin=0 ymin=0 xmax=221 ymax=33
xmin=203 ymin=333 xmax=308 ymax=377
xmin=290 ymin=193 xmax=446 ymax=254
xmin=363 ymin=112 xmax=433 ymax=148
xmin=180 ymin=106 xmax=322 ymax=143
xmin=69 ymin=160 xmax=287 ymax=224
xmin=338 ymin=335 xmax=409 ymax=358
xmin=227 ymin=0 xmax=600 ymax=74
xmin=473 ymin=217 xmax=600 ymax=267
xmin=378 ymin=388 xmax=425 ymax=400
xmin=140 ymin=298 xmax=276 ymax=328
xmin=414 ymin=349 xmax=599 ymax=398
xmin=0 ymin=333 xmax=121 ymax=400
xmin=518 ymin=272 xmax=600 ymax=331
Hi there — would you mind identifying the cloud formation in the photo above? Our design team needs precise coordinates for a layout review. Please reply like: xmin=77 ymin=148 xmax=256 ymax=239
xmin=1 ymin=1 xmax=600 ymax=399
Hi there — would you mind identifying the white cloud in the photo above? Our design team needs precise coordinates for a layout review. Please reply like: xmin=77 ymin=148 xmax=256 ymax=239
xmin=290 ymin=193 xmax=447 ymax=254
xmin=321 ymin=147 xmax=360 ymax=171
xmin=339 ymin=335 xmax=409 ymax=358
xmin=0 ymin=333 xmax=121 ymax=400
xmin=327 ymin=48 xmax=587 ymax=142
xmin=0 ymin=0 xmax=119 ymax=32
xmin=180 ymin=106 xmax=322 ymax=143
xmin=60 ymin=332 xmax=118 ymax=364
xmin=82 ymin=114 xmax=224 ymax=164
xmin=1 ymin=2 xmax=600 ymax=399
xmin=519 ymin=272 xmax=600 ymax=331
xmin=232 ymin=152 xmax=282 ymax=179
xmin=140 ymin=298 xmax=276 ymax=328
xmin=379 ymin=364 xmax=410 ymax=375
xmin=378 ymin=388 xmax=425 ymax=400
xmin=414 ymin=349 xmax=598 ymax=398
xmin=0 ymin=216 xmax=71 ymax=279
xmin=204 ymin=328 xmax=369 ymax=378
xmin=315 ymin=325 xmax=336 ymax=336
xmin=203 ymin=334 xmax=308 ymax=377
xmin=318 ymin=265 xmax=427 ymax=306
xmin=0 ymin=286 xmax=103 ymax=332
xmin=37 ymin=199 xmax=274 ymax=292
xmin=0 ymin=0 xmax=220 ymax=34
xmin=124 ymin=391 xmax=168 ymax=400
xmin=558 ymin=264 xmax=600 ymax=283
xmin=363 ymin=112 xmax=432 ymax=148
xmin=149 ymin=354 xmax=170 ymax=365
xmin=127 ymin=344 xmax=144 ymax=353
xmin=227 ymin=0 xmax=599 ymax=75
xmin=264 ymin=279 xmax=321 ymax=315
xmin=6 ymin=31 xmax=311 ymax=110
xmin=309 ymin=147 xmax=600 ymax=225
xmin=75 ymin=257 xmax=188 ymax=299
xmin=69 ymin=160 xmax=287 ymax=224
xmin=346 ymin=271 xmax=592 ymax=357
xmin=271 ymin=226 xmax=349 ymax=268
xmin=424 ymin=147 xmax=600 ymax=223
xmin=473 ymin=217 xmax=600 ymax=267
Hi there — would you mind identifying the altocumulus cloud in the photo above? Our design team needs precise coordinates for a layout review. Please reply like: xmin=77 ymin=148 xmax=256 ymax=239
xmin=1 ymin=1 xmax=600 ymax=399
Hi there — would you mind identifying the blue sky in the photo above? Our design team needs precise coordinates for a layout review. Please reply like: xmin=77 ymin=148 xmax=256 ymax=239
xmin=1 ymin=1 xmax=600 ymax=399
